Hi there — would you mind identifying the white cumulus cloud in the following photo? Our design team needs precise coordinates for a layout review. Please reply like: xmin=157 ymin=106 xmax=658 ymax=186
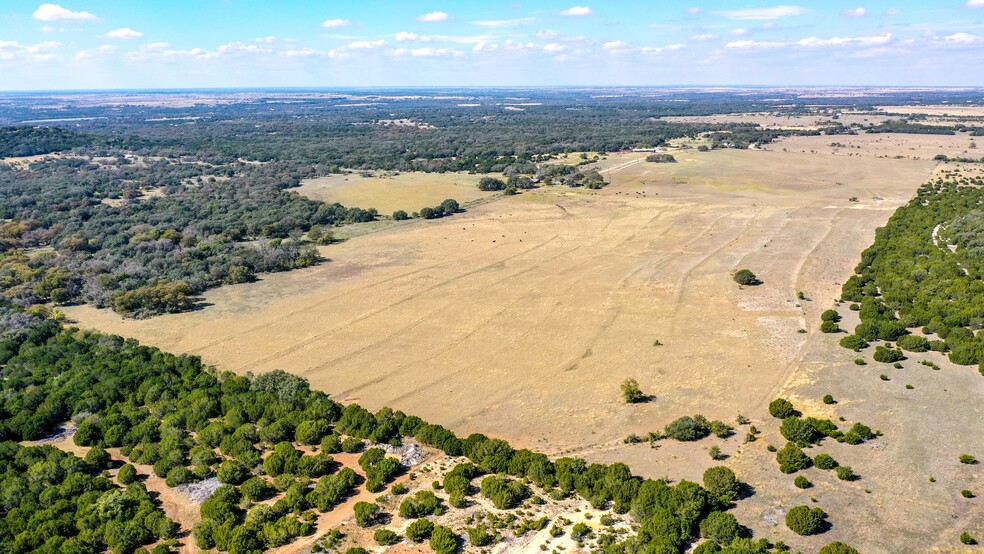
xmin=474 ymin=17 xmax=534 ymax=27
xmin=712 ymin=5 xmax=808 ymax=20
xmin=75 ymin=44 xmax=115 ymax=60
xmin=943 ymin=32 xmax=984 ymax=44
xmin=560 ymin=6 xmax=592 ymax=16
xmin=0 ymin=40 xmax=61 ymax=61
xmin=690 ymin=33 xmax=719 ymax=41
xmin=33 ymin=3 xmax=98 ymax=22
xmin=967 ymin=0 xmax=984 ymax=7
xmin=417 ymin=11 xmax=448 ymax=22
xmin=105 ymin=28 xmax=143 ymax=39
xmin=321 ymin=19 xmax=353 ymax=28
xmin=347 ymin=40 xmax=386 ymax=49
xmin=395 ymin=32 xmax=429 ymax=42
xmin=841 ymin=8 xmax=867 ymax=18
xmin=393 ymin=47 xmax=462 ymax=57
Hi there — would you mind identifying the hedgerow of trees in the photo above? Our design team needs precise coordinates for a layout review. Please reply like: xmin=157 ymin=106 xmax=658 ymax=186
xmin=838 ymin=176 xmax=984 ymax=373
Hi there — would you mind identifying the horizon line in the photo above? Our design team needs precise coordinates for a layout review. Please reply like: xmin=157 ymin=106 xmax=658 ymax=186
xmin=2 ymin=85 xmax=984 ymax=95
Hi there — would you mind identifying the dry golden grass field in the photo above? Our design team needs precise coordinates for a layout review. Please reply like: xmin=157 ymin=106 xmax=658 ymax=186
xmin=296 ymin=171 xmax=495 ymax=214
xmin=660 ymin=112 xmax=893 ymax=129
xmin=65 ymin=140 xmax=984 ymax=552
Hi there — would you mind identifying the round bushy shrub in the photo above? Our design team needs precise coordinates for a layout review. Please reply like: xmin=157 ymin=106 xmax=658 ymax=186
xmin=117 ymin=463 xmax=138 ymax=485
xmin=429 ymin=525 xmax=459 ymax=554
xmin=813 ymin=453 xmax=838 ymax=470
xmin=776 ymin=442 xmax=812 ymax=474
xmin=699 ymin=511 xmax=740 ymax=544
xmin=897 ymin=334 xmax=930 ymax=352
xmin=794 ymin=476 xmax=812 ymax=489
xmin=664 ymin=416 xmax=710 ymax=441
xmin=785 ymin=505 xmax=827 ymax=535
xmin=374 ymin=529 xmax=400 ymax=546
xmin=873 ymin=346 xmax=904 ymax=363
xmin=217 ymin=460 xmax=250 ymax=485
xmin=878 ymin=321 xmax=908 ymax=341
xmin=839 ymin=335 xmax=869 ymax=351
xmin=780 ymin=417 xmax=821 ymax=445
xmin=769 ymin=398 xmax=796 ymax=419
xmin=406 ymin=519 xmax=434 ymax=543
xmin=733 ymin=269 xmax=759 ymax=286
xmin=818 ymin=542 xmax=860 ymax=554
xmin=703 ymin=466 xmax=740 ymax=502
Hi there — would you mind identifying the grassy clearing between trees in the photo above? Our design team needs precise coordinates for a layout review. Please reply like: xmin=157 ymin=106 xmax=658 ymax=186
xmin=296 ymin=172 xmax=494 ymax=216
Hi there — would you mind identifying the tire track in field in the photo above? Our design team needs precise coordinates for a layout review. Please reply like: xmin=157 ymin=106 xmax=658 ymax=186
xmin=189 ymin=205 xmax=572 ymax=352
xmin=322 ymin=205 xmax=675 ymax=398
xmin=238 ymin=204 xmax=649 ymax=372
xmin=191 ymin=208 xmax=574 ymax=355
xmin=666 ymin=207 xmax=763 ymax=325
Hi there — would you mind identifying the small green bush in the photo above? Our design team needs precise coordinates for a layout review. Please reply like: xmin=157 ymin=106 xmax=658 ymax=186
xmin=776 ymin=442 xmax=812 ymax=474
xmin=822 ymin=394 xmax=835 ymax=404
xmin=960 ymin=532 xmax=977 ymax=545
xmin=733 ymin=269 xmax=759 ymax=286
xmin=813 ymin=453 xmax=838 ymax=470
xmin=117 ymin=463 xmax=137 ymax=485
xmin=571 ymin=522 xmax=592 ymax=541
xmin=699 ymin=511 xmax=740 ymax=544
xmin=897 ymin=335 xmax=930 ymax=352
xmin=873 ymin=346 xmax=904 ymax=363
xmin=768 ymin=398 xmax=796 ymax=419
xmin=664 ymin=415 xmax=710 ymax=441
xmin=960 ymin=454 xmax=978 ymax=465
xmin=839 ymin=335 xmax=869 ymax=351
xmin=703 ymin=466 xmax=741 ymax=502
xmin=429 ymin=525 xmax=459 ymax=554
xmin=961 ymin=489 xmax=974 ymax=498
xmin=406 ymin=519 xmax=434 ymax=543
xmin=621 ymin=378 xmax=644 ymax=403
xmin=374 ymin=529 xmax=400 ymax=546
xmin=821 ymin=309 xmax=841 ymax=322
xmin=794 ymin=476 xmax=812 ymax=489
xmin=466 ymin=525 xmax=494 ymax=547
xmin=820 ymin=321 xmax=840 ymax=333
xmin=818 ymin=542 xmax=860 ymax=554
xmin=785 ymin=505 xmax=827 ymax=535
xmin=836 ymin=466 xmax=857 ymax=481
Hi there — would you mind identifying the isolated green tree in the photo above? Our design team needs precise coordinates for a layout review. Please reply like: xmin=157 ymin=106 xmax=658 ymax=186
xmin=621 ymin=378 xmax=644 ymax=403
xmin=733 ymin=269 xmax=759 ymax=286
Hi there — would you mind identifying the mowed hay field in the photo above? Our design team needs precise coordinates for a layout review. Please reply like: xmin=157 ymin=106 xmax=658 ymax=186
xmin=296 ymin=171 xmax=494 ymax=214
xmin=65 ymin=146 xmax=952 ymax=550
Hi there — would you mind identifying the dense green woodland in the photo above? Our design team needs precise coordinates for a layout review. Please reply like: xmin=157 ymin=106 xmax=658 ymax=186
xmin=0 ymin=305 xmax=857 ymax=553
xmin=838 ymin=174 xmax=984 ymax=371
xmin=1 ymin=90 xmax=981 ymax=317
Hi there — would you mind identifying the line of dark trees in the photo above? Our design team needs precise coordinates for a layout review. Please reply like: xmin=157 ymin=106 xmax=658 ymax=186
xmin=838 ymin=175 xmax=984 ymax=371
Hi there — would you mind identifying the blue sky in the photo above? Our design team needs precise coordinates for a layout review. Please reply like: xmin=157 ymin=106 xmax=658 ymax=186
xmin=0 ymin=1 xmax=983 ymax=90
